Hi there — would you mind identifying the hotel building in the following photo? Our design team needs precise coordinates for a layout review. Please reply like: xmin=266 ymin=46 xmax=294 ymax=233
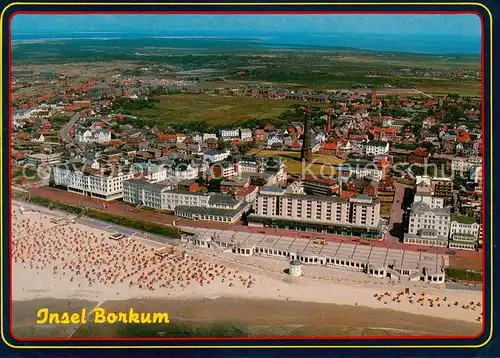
xmin=123 ymin=180 xmax=249 ymax=223
xmin=448 ymin=215 xmax=480 ymax=250
xmin=53 ymin=162 xmax=134 ymax=201
xmin=404 ymin=202 xmax=451 ymax=247
xmin=248 ymin=188 xmax=381 ymax=238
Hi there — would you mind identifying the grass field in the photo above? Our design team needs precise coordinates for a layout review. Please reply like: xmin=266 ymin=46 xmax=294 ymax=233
xmin=377 ymin=194 xmax=395 ymax=203
xmin=415 ymin=81 xmax=481 ymax=97
xmin=131 ymin=94 xmax=299 ymax=127
xmin=380 ymin=202 xmax=393 ymax=216
xmin=249 ymin=149 xmax=344 ymax=175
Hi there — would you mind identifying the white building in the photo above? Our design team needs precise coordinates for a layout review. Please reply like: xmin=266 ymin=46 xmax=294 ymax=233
xmin=75 ymin=128 xmax=112 ymax=144
xmin=122 ymin=182 xmax=249 ymax=223
xmin=204 ymin=149 xmax=231 ymax=163
xmin=203 ymin=133 xmax=217 ymax=142
xmin=219 ymin=129 xmax=240 ymax=141
xmin=13 ymin=108 xmax=34 ymax=121
xmin=248 ymin=192 xmax=381 ymax=237
xmin=451 ymin=156 xmax=482 ymax=177
xmin=211 ymin=161 xmax=237 ymax=178
xmin=239 ymin=128 xmax=253 ymax=141
xmin=404 ymin=202 xmax=451 ymax=247
xmin=339 ymin=159 xmax=384 ymax=182
xmin=53 ymin=163 xmax=134 ymax=201
xmin=267 ymin=135 xmax=283 ymax=147
xmin=26 ymin=153 xmax=61 ymax=167
xmin=448 ymin=215 xmax=480 ymax=250
xmin=122 ymin=179 xmax=172 ymax=209
xmin=364 ymin=140 xmax=390 ymax=156
xmin=131 ymin=162 xmax=169 ymax=183
xmin=469 ymin=165 xmax=482 ymax=191
xmin=32 ymin=134 xmax=45 ymax=143
xmin=237 ymin=157 xmax=261 ymax=173
xmin=413 ymin=181 xmax=444 ymax=209
xmin=191 ymin=133 xmax=203 ymax=143
xmin=171 ymin=162 xmax=199 ymax=180
xmin=413 ymin=192 xmax=445 ymax=209
xmin=286 ymin=180 xmax=305 ymax=195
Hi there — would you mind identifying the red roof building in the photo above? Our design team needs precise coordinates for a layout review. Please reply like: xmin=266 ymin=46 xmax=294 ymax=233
xmin=409 ymin=147 xmax=430 ymax=165
xmin=372 ymin=127 xmax=398 ymax=141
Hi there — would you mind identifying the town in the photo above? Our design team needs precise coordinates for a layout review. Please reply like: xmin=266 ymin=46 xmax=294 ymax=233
xmin=9 ymin=12 xmax=487 ymax=339
xmin=11 ymin=67 xmax=483 ymax=285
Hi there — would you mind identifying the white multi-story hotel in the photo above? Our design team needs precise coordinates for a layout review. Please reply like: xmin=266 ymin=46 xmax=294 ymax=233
xmin=219 ymin=128 xmax=240 ymax=141
xmin=123 ymin=181 xmax=249 ymax=223
xmin=248 ymin=189 xmax=381 ymax=237
xmin=404 ymin=202 xmax=451 ymax=247
xmin=237 ymin=157 xmax=261 ymax=173
xmin=451 ymin=156 xmax=482 ymax=177
xmin=448 ymin=215 xmax=480 ymax=250
xmin=364 ymin=140 xmax=390 ymax=156
xmin=239 ymin=128 xmax=253 ymax=141
xmin=171 ymin=162 xmax=199 ymax=180
xmin=53 ymin=163 xmax=134 ymax=201
xmin=413 ymin=192 xmax=445 ymax=209
xmin=123 ymin=181 xmax=208 ymax=210
xmin=211 ymin=161 xmax=237 ymax=178
xmin=122 ymin=179 xmax=172 ymax=210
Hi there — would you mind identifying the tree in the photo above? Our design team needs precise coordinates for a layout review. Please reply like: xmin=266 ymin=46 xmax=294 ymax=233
xmin=218 ymin=139 xmax=232 ymax=151
xmin=430 ymin=124 xmax=441 ymax=135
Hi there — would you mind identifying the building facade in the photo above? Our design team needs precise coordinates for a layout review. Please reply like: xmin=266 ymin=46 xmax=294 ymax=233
xmin=219 ymin=129 xmax=240 ymax=141
xmin=448 ymin=215 xmax=480 ymax=250
xmin=53 ymin=163 xmax=134 ymax=201
xmin=451 ymin=156 xmax=482 ymax=177
xmin=364 ymin=140 xmax=390 ymax=156
xmin=404 ymin=202 xmax=451 ymax=247
xmin=248 ymin=191 xmax=381 ymax=237
xmin=27 ymin=153 xmax=61 ymax=167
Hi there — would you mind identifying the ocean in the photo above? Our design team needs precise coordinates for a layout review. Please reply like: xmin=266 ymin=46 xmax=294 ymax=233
xmin=11 ymin=32 xmax=480 ymax=55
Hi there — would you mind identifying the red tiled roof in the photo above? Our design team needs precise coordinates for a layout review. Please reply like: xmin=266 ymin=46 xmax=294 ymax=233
xmin=373 ymin=127 xmax=398 ymax=134
xmin=340 ymin=190 xmax=356 ymax=198
xmin=321 ymin=143 xmax=337 ymax=151
xmin=413 ymin=147 xmax=429 ymax=156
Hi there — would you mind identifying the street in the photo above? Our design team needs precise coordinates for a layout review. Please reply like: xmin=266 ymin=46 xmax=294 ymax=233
xmin=59 ymin=112 xmax=80 ymax=144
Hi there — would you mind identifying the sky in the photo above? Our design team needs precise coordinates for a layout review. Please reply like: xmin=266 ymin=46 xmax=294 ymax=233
xmin=11 ymin=14 xmax=481 ymax=37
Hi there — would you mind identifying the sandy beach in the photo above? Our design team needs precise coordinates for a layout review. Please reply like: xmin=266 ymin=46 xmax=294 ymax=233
xmin=11 ymin=206 xmax=483 ymax=338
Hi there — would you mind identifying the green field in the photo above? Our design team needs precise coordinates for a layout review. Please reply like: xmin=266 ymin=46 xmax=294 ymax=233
xmin=132 ymin=94 xmax=300 ymax=127
xmin=248 ymin=149 xmax=344 ymax=175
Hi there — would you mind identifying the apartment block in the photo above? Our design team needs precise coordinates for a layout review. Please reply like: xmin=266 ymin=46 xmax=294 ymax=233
xmin=248 ymin=190 xmax=381 ymax=237
xmin=53 ymin=162 xmax=134 ymax=201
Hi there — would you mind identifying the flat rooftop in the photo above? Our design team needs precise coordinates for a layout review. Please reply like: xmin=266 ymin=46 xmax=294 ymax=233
xmin=181 ymin=227 xmax=447 ymax=271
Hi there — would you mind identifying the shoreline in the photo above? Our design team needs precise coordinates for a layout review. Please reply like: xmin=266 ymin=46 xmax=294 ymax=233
xmin=13 ymin=297 xmax=481 ymax=338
